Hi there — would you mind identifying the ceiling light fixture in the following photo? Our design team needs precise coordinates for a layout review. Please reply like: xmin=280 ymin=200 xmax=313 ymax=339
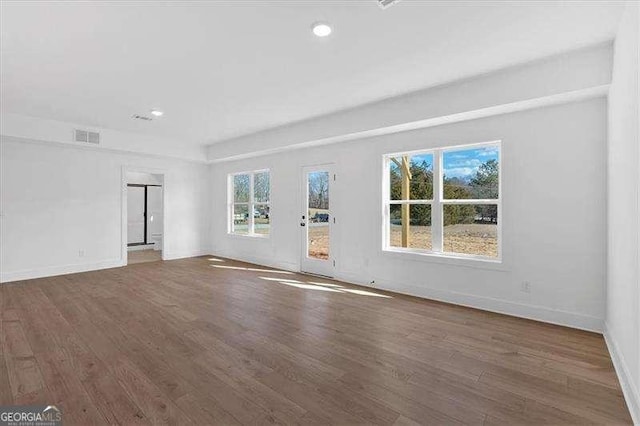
xmin=150 ymin=109 xmax=164 ymax=117
xmin=312 ymin=22 xmax=332 ymax=37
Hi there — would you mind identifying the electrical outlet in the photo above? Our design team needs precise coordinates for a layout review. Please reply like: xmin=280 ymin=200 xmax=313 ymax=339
xmin=78 ymin=249 xmax=85 ymax=258
xmin=521 ymin=281 xmax=531 ymax=293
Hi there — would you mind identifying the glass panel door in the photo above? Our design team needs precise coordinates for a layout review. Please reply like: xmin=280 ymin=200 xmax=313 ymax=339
xmin=301 ymin=165 xmax=335 ymax=277
xmin=307 ymin=171 xmax=330 ymax=260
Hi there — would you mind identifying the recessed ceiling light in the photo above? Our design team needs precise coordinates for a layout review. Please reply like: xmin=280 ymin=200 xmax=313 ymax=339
xmin=150 ymin=109 xmax=164 ymax=117
xmin=312 ymin=22 xmax=332 ymax=37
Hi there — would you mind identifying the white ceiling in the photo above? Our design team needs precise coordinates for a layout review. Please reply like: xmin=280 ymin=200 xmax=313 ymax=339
xmin=1 ymin=1 xmax=624 ymax=149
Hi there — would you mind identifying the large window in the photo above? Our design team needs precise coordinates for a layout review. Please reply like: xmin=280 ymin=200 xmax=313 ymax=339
xmin=384 ymin=142 xmax=500 ymax=260
xmin=229 ymin=170 xmax=270 ymax=236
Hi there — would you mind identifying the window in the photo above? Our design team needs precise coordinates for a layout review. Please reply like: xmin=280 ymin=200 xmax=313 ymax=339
xmin=229 ymin=170 xmax=270 ymax=236
xmin=384 ymin=142 xmax=500 ymax=260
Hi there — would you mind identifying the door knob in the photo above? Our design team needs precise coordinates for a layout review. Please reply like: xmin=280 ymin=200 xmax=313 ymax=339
xmin=300 ymin=222 xmax=306 ymax=227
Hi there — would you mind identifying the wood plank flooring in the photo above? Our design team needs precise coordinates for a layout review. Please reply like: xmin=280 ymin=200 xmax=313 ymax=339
xmin=0 ymin=256 xmax=633 ymax=425
xmin=127 ymin=249 xmax=163 ymax=265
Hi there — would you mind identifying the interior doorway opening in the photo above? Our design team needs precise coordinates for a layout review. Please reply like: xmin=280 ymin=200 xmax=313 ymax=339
xmin=125 ymin=171 xmax=164 ymax=265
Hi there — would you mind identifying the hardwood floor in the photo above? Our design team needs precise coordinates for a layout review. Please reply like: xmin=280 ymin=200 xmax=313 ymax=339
xmin=0 ymin=256 xmax=632 ymax=425
xmin=127 ymin=249 xmax=163 ymax=265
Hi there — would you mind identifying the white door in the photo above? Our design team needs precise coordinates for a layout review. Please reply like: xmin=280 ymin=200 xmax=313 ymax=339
xmin=300 ymin=165 xmax=335 ymax=277
xmin=127 ymin=186 xmax=145 ymax=244
xmin=146 ymin=186 xmax=163 ymax=244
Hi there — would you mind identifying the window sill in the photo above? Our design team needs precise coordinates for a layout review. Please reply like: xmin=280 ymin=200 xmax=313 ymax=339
xmin=381 ymin=247 xmax=508 ymax=271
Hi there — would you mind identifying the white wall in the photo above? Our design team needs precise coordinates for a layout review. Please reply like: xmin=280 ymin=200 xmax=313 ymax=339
xmin=0 ymin=135 xmax=211 ymax=282
xmin=211 ymin=97 xmax=607 ymax=332
xmin=605 ymin=1 xmax=640 ymax=423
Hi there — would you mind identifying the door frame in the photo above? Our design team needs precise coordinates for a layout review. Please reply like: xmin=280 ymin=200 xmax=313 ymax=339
xmin=126 ymin=184 xmax=148 ymax=246
xmin=121 ymin=166 xmax=167 ymax=265
xmin=300 ymin=163 xmax=336 ymax=277
xmin=126 ymin=183 xmax=163 ymax=247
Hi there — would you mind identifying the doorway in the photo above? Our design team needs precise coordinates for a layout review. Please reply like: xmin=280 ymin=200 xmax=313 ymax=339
xmin=300 ymin=164 xmax=335 ymax=277
xmin=124 ymin=171 xmax=164 ymax=265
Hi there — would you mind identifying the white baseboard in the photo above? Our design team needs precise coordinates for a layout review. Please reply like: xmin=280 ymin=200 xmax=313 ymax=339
xmin=604 ymin=325 xmax=640 ymax=425
xmin=0 ymin=258 xmax=125 ymax=283
xmin=337 ymin=271 xmax=603 ymax=333
xmin=209 ymin=251 xmax=299 ymax=274
xmin=162 ymin=248 xmax=212 ymax=261
xmin=1 ymin=246 xmax=213 ymax=283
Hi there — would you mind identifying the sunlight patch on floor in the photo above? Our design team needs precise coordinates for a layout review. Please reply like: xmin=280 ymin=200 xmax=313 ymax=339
xmin=257 ymin=276 xmax=392 ymax=298
xmin=211 ymin=265 xmax=294 ymax=274
xmin=278 ymin=281 xmax=344 ymax=292
xmin=340 ymin=288 xmax=392 ymax=298
xmin=258 ymin=276 xmax=303 ymax=283
xmin=306 ymin=281 xmax=344 ymax=288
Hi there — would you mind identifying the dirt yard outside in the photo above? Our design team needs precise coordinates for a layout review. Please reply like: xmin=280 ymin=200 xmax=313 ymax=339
xmin=307 ymin=224 xmax=330 ymax=260
xmin=390 ymin=223 xmax=497 ymax=257
xmin=307 ymin=221 xmax=497 ymax=260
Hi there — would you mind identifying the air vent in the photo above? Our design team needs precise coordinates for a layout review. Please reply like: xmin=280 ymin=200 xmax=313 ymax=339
xmin=132 ymin=114 xmax=153 ymax=121
xmin=377 ymin=0 xmax=402 ymax=9
xmin=74 ymin=129 xmax=100 ymax=144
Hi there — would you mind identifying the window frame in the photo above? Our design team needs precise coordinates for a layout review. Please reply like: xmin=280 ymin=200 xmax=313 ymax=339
xmin=383 ymin=140 xmax=502 ymax=262
xmin=228 ymin=169 xmax=271 ymax=238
